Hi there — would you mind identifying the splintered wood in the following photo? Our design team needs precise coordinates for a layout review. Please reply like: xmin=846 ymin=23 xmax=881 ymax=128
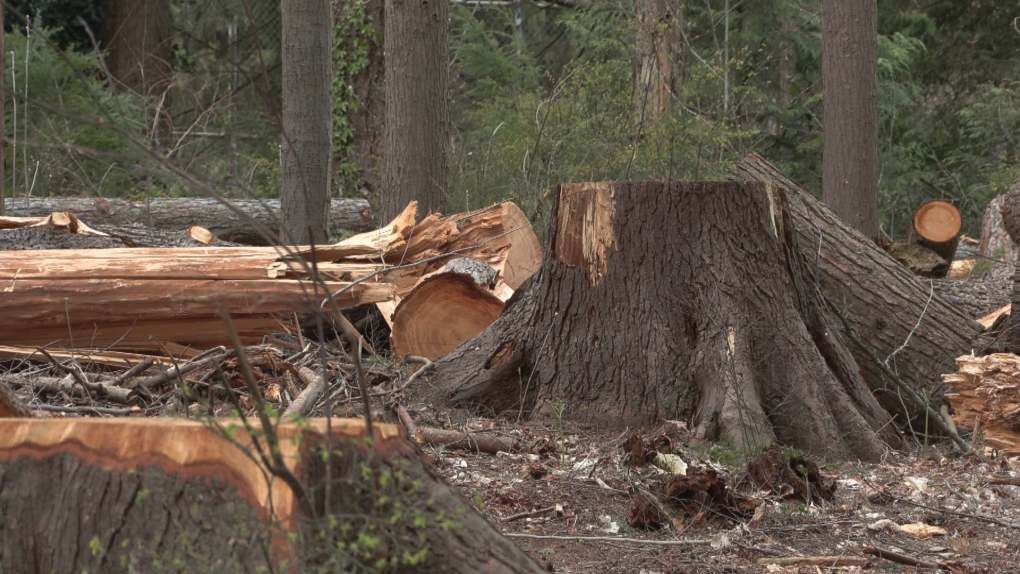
xmin=0 ymin=201 xmax=541 ymax=358
xmin=944 ymin=353 xmax=1020 ymax=454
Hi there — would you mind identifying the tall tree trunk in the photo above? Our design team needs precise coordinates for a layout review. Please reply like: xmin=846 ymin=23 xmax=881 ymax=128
xmin=381 ymin=0 xmax=450 ymax=222
xmin=634 ymin=0 xmax=682 ymax=120
xmin=332 ymin=0 xmax=386 ymax=202
xmin=423 ymin=181 xmax=901 ymax=461
xmin=821 ymin=0 xmax=879 ymax=238
xmin=281 ymin=0 xmax=333 ymax=244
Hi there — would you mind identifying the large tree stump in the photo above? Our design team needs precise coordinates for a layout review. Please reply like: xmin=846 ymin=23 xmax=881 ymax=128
xmin=424 ymin=181 xmax=900 ymax=460
xmin=732 ymin=154 xmax=988 ymax=422
xmin=0 ymin=418 xmax=543 ymax=574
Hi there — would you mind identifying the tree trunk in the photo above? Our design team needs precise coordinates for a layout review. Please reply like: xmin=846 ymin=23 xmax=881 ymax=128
xmin=0 ymin=223 xmax=238 ymax=250
xmin=0 ymin=418 xmax=544 ymax=574
xmin=100 ymin=0 xmax=172 ymax=98
xmin=333 ymin=0 xmax=386 ymax=199
xmin=634 ymin=0 xmax=682 ymax=120
xmin=980 ymin=193 xmax=1019 ymax=265
xmin=382 ymin=0 xmax=450 ymax=222
xmin=909 ymin=200 xmax=961 ymax=265
xmin=423 ymin=181 xmax=900 ymax=461
xmin=281 ymin=0 xmax=333 ymax=244
xmin=821 ymin=0 xmax=879 ymax=239
xmin=733 ymin=154 xmax=990 ymax=423
xmin=4 ymin=196 xmax=374 ymax=244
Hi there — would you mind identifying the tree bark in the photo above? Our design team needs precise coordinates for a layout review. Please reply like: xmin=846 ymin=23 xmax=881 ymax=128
xmin=281 ymin=0 xmax=333 ymax=244
xmin=382 ymin=0 xmax=450 ymax=222
xmin=634 ymin=0 xmax=682 ymax=120
xmin=3 ymin=196 xmax=374 ymax=244
xmin=333 ymin=0 xmax=386 ymax=199
xmin=821 ymin=0 xmax=879 ymax=239
xmin=0 ymin=418 xmax=544 ymax=574
xmin=733 ymin=154 xmax=990 ymax=423
xmin=981 ymin=193 xmax=1019 ymax=265
xmin=423 ymin=180 xmax=900 ymax=461
xmin=100 ymin=0 xmax=172 ymax=98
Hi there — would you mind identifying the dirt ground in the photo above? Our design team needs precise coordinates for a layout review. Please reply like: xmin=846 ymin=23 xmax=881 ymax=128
xmin=418 ymin=416 xmax=1020 ymax=574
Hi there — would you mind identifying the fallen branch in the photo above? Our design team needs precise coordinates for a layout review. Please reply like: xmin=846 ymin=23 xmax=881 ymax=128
xmin=860 ymin=545 xmax=946 ymax=570
xmin=415 ymin=427 xmax=518 ymax=454
xmin=757 ymin=556 xmax=868 ymax=567
xmin=107 ymin=357 xmax=156 ymax=387
xmin=3 ymin=375 xmax=134 ymax=404
xmin=988 ymin=475 xmax=1020 ymax=487
xmin=501 ymin=505 xmax=558 ymax=523
xmin=136 ymin=350 xmax=232 ymax=396
xmin=503 ymin=533 xmax=714 ymax=546
xmin=34 ymin=404 xmax=140 ymax=416
xmin=281 ymin=367 xmax=326 ymax=418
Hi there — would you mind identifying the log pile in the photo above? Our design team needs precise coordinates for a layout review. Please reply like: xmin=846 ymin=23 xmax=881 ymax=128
xmin=944 ymin=353 xmax=1020 ymax=455
xmin=0 ymin=201 xmax=542 ymax=357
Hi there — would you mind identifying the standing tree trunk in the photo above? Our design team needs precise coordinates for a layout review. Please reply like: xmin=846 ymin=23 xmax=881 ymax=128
xmin=381 ymin=0 xmax=450 ymax=222
xmin=821 ymin=0 xmax=879 ymax=238
xmin=281 ymin=0 xmax=333 ymax=244
xmin=634 ymin=0 xmax=682 ymax=120
xmin=332 ymin=0 xmax=386 ymax=202
xmin=423 ymin=181 xmax=901 ymax=461
xmin=100 ymin=0 xmax=172 ymax=140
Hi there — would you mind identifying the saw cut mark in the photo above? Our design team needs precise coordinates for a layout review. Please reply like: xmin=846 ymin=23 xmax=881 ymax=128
xmin=553 ymin=182 xmax=617 ymax=287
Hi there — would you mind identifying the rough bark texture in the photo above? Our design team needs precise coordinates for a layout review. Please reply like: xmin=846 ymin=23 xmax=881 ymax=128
xmin=100 ymin=0 xmax=172 ymax=98
xmin=333 ymin=0 xmax=386 ymax=199
xmin=424 ymin=181 xmax=899 ymax=461
xmin=382 ymin=0 xmax=450 ymax=222
xmin=733 ymin=154 xmax=988 ymax=422
xmin=634 ymin=0 xmax=682 ymax=119
xmin=933 ymin=263 xmax=1012 ymax=319
xmin=1000 ymin=181 xmax=1020 ymax=244
xmin=821 ymin=0 xmax=879 ymax=239
xmin=281 ymin=0 xmax=333 ymax=244
xmin=3 ymin=196 xmax=373 ymax=243
xmin=0 ymin=418 xmax=544 ymax=574
xmin=0 ymin=4 xmax=4 ymax=216
xmin=980 ymin=194 xmax=1018 ymax=264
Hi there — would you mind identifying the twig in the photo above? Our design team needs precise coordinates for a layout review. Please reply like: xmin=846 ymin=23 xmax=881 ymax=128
xmin=391 ymin=402 xmax=418 ymax=437
xmin=501 ymin=505 xmax=557 ymax=523
xmin=135 ymin=350 xmax=231 ymax=395
xmin=34 ymin=404 xmax=138 ymax=416
xmin=282 ymin=367 xmax=326 ymax=418
xmin=757 ymin=556 xmax=868 ymax=567
xmin=988 ymin=475 xmax=1020 ymax=487
xmin=36 ymin=347 xmax=91 ymax=400
xmin=375 ymin=355 xmax=433 ymax=397
xmin=859 ymin=545 xmax=945 ymax=570
xmin=862 ymin=477 xmax=1020 ymax=530
xmin=503 ymin=533 xmax=714 ymax=546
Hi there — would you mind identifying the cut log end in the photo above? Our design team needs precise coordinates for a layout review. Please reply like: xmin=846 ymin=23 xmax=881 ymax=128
xmin=911 ymin=200 xmax=962 ymax=264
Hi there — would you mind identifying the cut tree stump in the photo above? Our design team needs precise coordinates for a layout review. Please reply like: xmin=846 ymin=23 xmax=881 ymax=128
xmin=732 ymin=154 xmax=987 ymax=423
xmin=944 ymin=354 xmax=1020 ymax=455
xmin=3 ymin=196 xmax=374 ymax=244
xmin=423 ymin=181 xmax=900 ymax=460
xmin=909 ymin=200 xmax=962 ymax=265
xmin=0 ymin=418 xmax=544 ymax=574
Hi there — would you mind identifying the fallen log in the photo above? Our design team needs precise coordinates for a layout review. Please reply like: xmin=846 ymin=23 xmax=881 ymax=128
xmin=1 ymin=211 xmax=238 ymax=249
xmin=732 ymin=154 xmax=988 ymax=422
xmin=943 ymin=353 xmax=1020 ymax=455
xmin=3 ymin=196 xmax=375 ymax=243
xmin=0 ymin=418 xmax=543 ymax=574
xmin=391 ymin=258 xmax=505 ymax=360
xmin=909 ymin=200 xmax=962 ymax=265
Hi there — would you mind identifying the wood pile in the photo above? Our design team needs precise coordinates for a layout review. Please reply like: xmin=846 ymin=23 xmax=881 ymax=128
xmin=0 ymin=201 xmax=542 ymax=358
xmin=944 ymin=353 xmax=1020 ymax=455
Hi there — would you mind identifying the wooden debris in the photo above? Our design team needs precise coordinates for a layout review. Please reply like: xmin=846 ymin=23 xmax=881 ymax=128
xmin=977 ymin=304 xmax=1011 ymax=331
xmin=944 ymin=353 xmax=1020 ymax=454
xmin=910 ymin=200 xmax=962 ymax=264
xmin=187 ymin=225 xmax=215 ymax=244
xmin=981 ymin=194 xmax=1018 ymax=265
xmin=0 ymin=345 xmax=179 ymax=367
xmin=886 ymin=241 xmax=950 ymax=277
xmin=747 ymin=445 xmax=836 ymax=502
xmin=948 ymin=259 xmax=977 ymax=278
xmin=281 ymin=367 xmax=326 ymax=418
xmin=628 ymin=466 xmax=758 ymax=529
xmin=0 ymin=379 xmax=30 ymax=418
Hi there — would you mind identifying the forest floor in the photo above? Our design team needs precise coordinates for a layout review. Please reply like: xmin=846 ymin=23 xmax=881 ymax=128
xmin=420 ymin=416 xmax=1019 ymax=574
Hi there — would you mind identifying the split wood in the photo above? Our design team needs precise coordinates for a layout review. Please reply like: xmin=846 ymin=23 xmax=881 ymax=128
xmin=757 ymin=556 xmax=867 ymax=567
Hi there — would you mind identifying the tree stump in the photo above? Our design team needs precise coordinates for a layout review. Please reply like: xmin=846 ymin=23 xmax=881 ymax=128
xmin=0 ymin=418 xmax=543 ymax=574
xmin=909 ymin=200 xmax=961 ymax=266
xmin=424 ymin=181 xmax=899 ymax=460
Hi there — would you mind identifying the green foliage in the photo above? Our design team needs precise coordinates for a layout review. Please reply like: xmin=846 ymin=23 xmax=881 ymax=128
xmin=332 ymin=0 xmax=378 ymax=193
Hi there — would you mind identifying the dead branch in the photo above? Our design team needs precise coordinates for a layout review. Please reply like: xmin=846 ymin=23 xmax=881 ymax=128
xmin=860 ymin=545 xmax=946 ymax=570
xmin=282 ymin=367 xmax=325 ymax=418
